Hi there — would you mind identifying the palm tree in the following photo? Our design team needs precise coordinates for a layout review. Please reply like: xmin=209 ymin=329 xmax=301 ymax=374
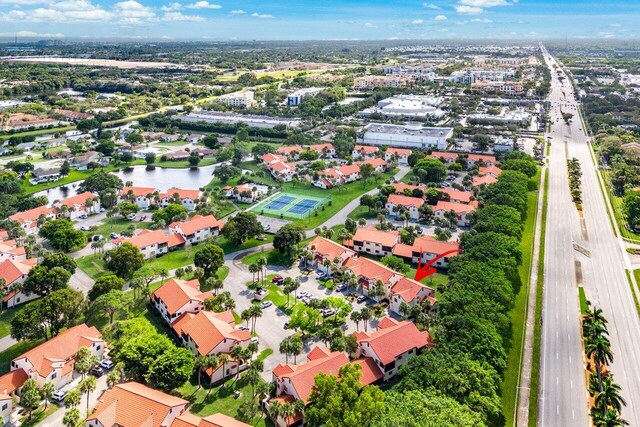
xmin=241 ymin=309 xmax=252 ymax=329
xmin=281 ymin=402 xmax=296 ymax=425
xmin=230 ymin=346 xmax=247 ymax=382
xmin=41 ymin=382 xmax=54 ymax=410
xmin=279 ymin=338 xmax=292 ymax=364
xmin=350 ymin=310 xmax=362 ymax=331
xmin=218 ymin=354 xmax=230 ymax=388
xmin=591 ymin=408 xmax=629 ymax=427
xmin=79 ymin=376 xmax=97 ymax=417
xmin=194 ymin=355 xmax=208 ymax=391
xmin=257 ymin=257 xmax=267 ymax=286
xmin=248 ymin=263 xmax=260 ymax=283
xmin=63 ymin=408 xmax=80 ymax=427
xmin=159 ymin=268 xmax=169 ymax=284
xmin=64 ymin=389 xmax=81 ymax=409
xmin=360 ymin=307 xmax=372 ymax=332
xmin=585 ymin=334 xmax=614 ymax=392
xmin=268 ymin=401 xmax=283 ymax=423
xmin=595 ymin=377 xmax=627 ymax=416
xmin=290 ymin=337 xmax=303 ymax=364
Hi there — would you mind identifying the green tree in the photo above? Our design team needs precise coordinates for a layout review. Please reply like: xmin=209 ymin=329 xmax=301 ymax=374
xmin=412 ymin=158 xmax=446 ymax=183
xmin=105 ymin=242 xmax=144 ymax=279
xmin=145 ymin=152 xmax=156 ymax=165
xmin=63 ymin=407 xmax=81 ymax=427
xmin=78 ymin=171 xmax=123 ymax=193
xmin=40 ymin=252 xmax=77 ymax=274
xmin=117 ymin=202 xmax=140 ymax=218
xmin=79 ymin=376 xmax=97 ymax=417
xmin=221 ymin=211 xmax=263 ymax=245
xmin=273 ymin=224 xmax=305 ymax=258
xmin=89 ymin=290 xmax=132 ymax=324
xmin=151 ymin=203 xmax=188 ymax=224
xmin=38 ymin=218 xmax=86 ymax=252
xmin=20 ymin=379 xmax=41 ymax=420
xmin=202 ymin=134 xmax=220 ymax=149
xmin=194 ymin=243 xmax=225 ymax=279
xmin=88 ymin=274 xmax=125 ymax=302
xmin=188 ymin=152 xmax=201 ymax=167
xmin=41 ymin=381 xmax=54 ymax=410
xmin=305 ymin=363 xmax=385 ymax=427
xmin=23 ymin=265 xmax=71 ymax=296
xmin=213 ymin=164 xmax=241 ymax=184
xmin=146 ymin=346 xmax=195 ymax=392
xmin=623 ymin=191 xmax=640 ymax=230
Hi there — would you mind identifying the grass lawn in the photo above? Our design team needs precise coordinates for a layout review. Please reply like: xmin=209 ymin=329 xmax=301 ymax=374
xmin=155 ymin=158 xmax=219 ymax=169
xmin=19 ymin=402 xmax=59 ymax=427
xmin=502 ymin=169 xmax=541 ymax=427
xmin=87 ymin=217 xmax=152 ymax=239
xmin=0 ymin=304 xmax=29 ymax=339
xmin=242 ymin=248 xmax=294 ymax=267
xmin=600 ymin=170 xmax=640 ymax=243
xmin=635 ymin=269 xmax=640 ymax=287
xmin=578 ymin=287 xmax=588 ymax=315
xmin=0 ymin=125 xmax=76 ymax=141
xmin=0 ymin=340 xmax=43 ymax=374
xmin=178 ymin=377 xmax=272 ymax=427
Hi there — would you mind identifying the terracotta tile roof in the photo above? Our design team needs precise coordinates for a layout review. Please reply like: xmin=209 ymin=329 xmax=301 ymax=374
xmin=337 ymin=164 xmax=360 ymax=176
xmin=0 ymin=259 xmax=34 ymax=286
xmin=170 ymin=215 xmax=223 ymax=236
xmin=16 ymin=324 xmax=102 ymax=379
xmin=362 ymin=158 xmax=387 ymax=168
xmin=0 ymin=368 xmax=28 ymax=394
xmin=0 ymin=230 xmax=8 ymax=240
xmin=269 ymin=161 xmax=295 ymax=173
xmin=309 ymin=143 xmax=334 ymax=152
xmin=177 ymin=310 xmax=251 ymax=356
xmin=472 ymin=174 xmax=497 ymax=186
xmin=58 ymin=191 xmax=98 ymax=208
xmin=320 ymin=168 xmax=343 ymax=181
xmin=468 ymin=154 xmax=496 ymax=163
xmin=160 ymin=188 xmax=202 ymax=200
xmin=391 ymin=183 xmax=426 ymax=195
xmin=273 ymin=345 xmax=377 ymax=404
xmin=306 ymin=237 xmax=355 ymax=262
xmin=171 ymin=312 xmax=195 ymax=335
xmin=356 ymin=317 xmax=432 ymax=365
xmin=391 ymin=243 xmax=413 ymax=259
xmin=151 ymin=278 xmax=211 ymax=318
xmin=439 ymin=187 xmax=472 ymax=204
xmin=411 ymin=235 xmax=460 ymax=257
xmin=435 ymin=200 xmax=477 ymax=215
xmin=8 ymin=206 xmax=54 ymax=224
xmin=262 ymin=153 xmax=286 ymax=164
xmin=344 ymin=257 xmax=398 ymax=285
xmin=353 ymin=145 xmax=379 ymax=153
xmin=307 ymin=345 xmax=332 ymax=361
xmin=386 ymin=147 xmax=411 ymax=156
xmin=351 ymin=226 xmax=399 ymax=248
xmin=277 ymin=145 xmax=303 ymax=155
xmin=390 ymin=277 xmax=434 ymax=304
xmin=352 ymin=357 xmax=384 ymax=385
xmin=88 ymin=382 xmax=188 ymax=427
xmin=479 ymin=165 xmax=502 ymax=176
xmin=173 ymin=413 xmax=252 ymax=427
xmin=387 ymin=194 xmax=424 ymax=209
xmin=116 ymin=229 xmax=184 ymax=250
xmin=430 ymin=151 xmax=458 ymax=160
xmin=118 ymin=186 xmax=157 ymax=197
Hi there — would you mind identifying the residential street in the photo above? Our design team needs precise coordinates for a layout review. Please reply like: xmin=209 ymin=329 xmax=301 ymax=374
xmin=540 ymin=47 xmax=640 ymax=426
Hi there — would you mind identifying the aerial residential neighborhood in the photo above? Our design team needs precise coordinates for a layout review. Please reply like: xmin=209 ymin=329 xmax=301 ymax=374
xmin=0 ymin=2 xmax=637 ymax=426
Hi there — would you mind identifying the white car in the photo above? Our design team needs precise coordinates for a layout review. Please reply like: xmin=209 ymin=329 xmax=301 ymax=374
xmin=250 ymin=337 xmax=260 ymax=344
xmin=100 ymin=359 xmax=114 ymax=370
xmin=80 ymin=226 xmax=89 ymax=231
xmin=296 ymin=292 xmax=308 ymax=299
xmin=52 ymin=390 xmax=66 ymax=402
xmin=260 ymin=301 xmax=273 ymax=309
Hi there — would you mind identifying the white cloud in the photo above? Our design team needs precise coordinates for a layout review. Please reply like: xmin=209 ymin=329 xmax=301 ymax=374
xmin=113 ymin=0 xmax=156 ymax=25
xmin=0 ymin=30 xmax=64 ymax=37
xmin=611 ymin=23 xmax=621 ymax=27
xmin=411 ymin=19 xmax=424 ymax=24
xmin=598 ymin=31 xmax=614 ymax=38
xmin=454 ymin=5 xmax=483 ymax=14
xmin=229 ymin=9 xmax=245 ymax=14
xmin=186 ymin=1 xmax=221 ymax=9
xmin=1 ymin=1 xmax=115 ymax=23
xmin=422 ymin=3 xmax=441 ymax=9
xmin=162 ymin=11 xmax=204 ymax=21
xmin=470 ymin=18 xmax=492 ymax=22
xmin=251 ymin=12 xmax=273 ymax=18
xmin=0 ymin=0 xmax=49 ymax=4
xmin=458 ymin=0 xmax=512 ymax=6
xmin=161 ymin=2 xmax=182 ymax=12
xmin=364 ymin=22 xmax=377 ymax=28
xmin=434 ymin=14 xmax=447 ymax=20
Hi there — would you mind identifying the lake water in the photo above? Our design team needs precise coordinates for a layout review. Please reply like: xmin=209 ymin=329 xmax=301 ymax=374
xmin=37 ymin=164 xmax=219 ymax=204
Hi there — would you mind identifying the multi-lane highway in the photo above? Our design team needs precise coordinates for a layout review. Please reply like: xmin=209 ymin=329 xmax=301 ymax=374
xmin=539 ymin=47 xmax=640 ymax=426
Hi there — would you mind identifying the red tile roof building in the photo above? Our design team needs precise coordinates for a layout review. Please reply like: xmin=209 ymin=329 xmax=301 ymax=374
xmin=306 ymin=237 xmax=356 ymax=274
xmin=151 ymin=278 xmax=212 ymax=325
xmin=170 ymin=215 xmax=223 ymax=245
xmin=434 ymin=200 xmax=478 ymax=227
xmin=8 ymin=205 xmax=55 ymax=235
xmin=114 ymin=229 xmax=185 ymax=259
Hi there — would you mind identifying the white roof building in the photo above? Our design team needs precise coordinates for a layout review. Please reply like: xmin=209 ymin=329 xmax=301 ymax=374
xmin=358 ymin=123 xmax=453 ymax=151
xmin=360 ymin=94 xmax=446 ymax=119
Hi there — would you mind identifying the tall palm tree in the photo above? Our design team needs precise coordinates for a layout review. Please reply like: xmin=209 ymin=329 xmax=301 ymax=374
xmin=218 ymin=354 xmax=230 ymax=389
xmin=79 ymin=376 xmax=97 ymax=417
xmin=591 ymin=408 xmax=629 ymax=427
xmin=585 ymin=335 xmax=614 ymax=392
xmin=595 ymin=377 xmax=627 ymax=416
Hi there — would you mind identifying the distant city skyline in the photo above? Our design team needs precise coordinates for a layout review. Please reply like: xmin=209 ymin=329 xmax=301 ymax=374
xmin=0 ymin=0 xmax=637 ymax=41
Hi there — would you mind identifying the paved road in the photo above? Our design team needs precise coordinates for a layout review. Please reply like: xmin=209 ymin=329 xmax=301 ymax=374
xmin=539 ymin=47 xmax=588 ymax=427
xmin=540 ymin=47 xmax=640 ymax=426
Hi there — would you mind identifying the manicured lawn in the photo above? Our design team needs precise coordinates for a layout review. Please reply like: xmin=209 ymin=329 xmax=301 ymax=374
xmin=0 ymin=125 xmax=76 ymax=141
xmin=0 ymin=340 xmax=43 ymax=374
xmin=88 ymin=217 xmax=152 ymax=239
xmin=155 ymin=158 xmax=219 ymax=169
xmin=0 ymin=304 xmax=29 ymax=339
xmin=242 ymin=249 xmax=294 ymax=267
xmin=178 ymin=377 xmax=272 ymax=427
xmin=635 ymin=269 xmax=640 ymax=287
xmin=600 ymin=170 xmax=640 ymax=243
xmin=578 ymin=287 xmax=588 ymax=315
xmin=19 ymin=402 xmax=58 ymax=427
xmin=77 ymin=254 xmax=108 ymax=279
xmin=503 ymin=169 xmax=541 ymax=426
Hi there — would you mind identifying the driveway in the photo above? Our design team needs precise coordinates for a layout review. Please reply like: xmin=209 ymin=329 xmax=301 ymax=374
xmin=41 ymin=374 xmax=108 ymax=427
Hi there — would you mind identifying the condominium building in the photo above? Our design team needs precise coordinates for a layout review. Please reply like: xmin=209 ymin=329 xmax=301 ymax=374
xmin=358 ymin=123 xmax=453 ymax=150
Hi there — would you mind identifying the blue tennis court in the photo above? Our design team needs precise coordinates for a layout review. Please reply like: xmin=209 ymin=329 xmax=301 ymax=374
xmin=264 ymin=195 xmax=295 ymax=210
xmin=288 ymin=199 xmax=319 ymax=214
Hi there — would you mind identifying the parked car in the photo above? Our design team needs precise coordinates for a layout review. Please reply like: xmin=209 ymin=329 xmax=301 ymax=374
xmin=100 ymin=208 xmax=106 ymax=213
xmin=52 ymin=390 xmax=66 ymax=403
xmin=90 ymin=234 xmax=101 ymax=242
xmin=238 ymin=325 xmax=249 ymax=331
xmin=335 ymin=283 xmax=346 ymax=291
xmin=250 ymin=337 xmax=260 ymax=344
xmin=356 ymin=295 xmax=368 ymax=304
xmin=110 ymin=232 xmax=119 ymax=239
xmin=284 ymin=322 xmax=290 ymax=329
xmin=263 ymin=224 xmax=271 ymax=231
xmin=260 ymin=301 xmax=273 ymax=309
xmin=100 ymin=359 xmax=114 ymax=370
xmin=296 ymin=292 xmax=308 ymax=299
xmin=416 ymin=227 xmax=424 ymax=235
xmin=91 ymin=366 xmax=105 ymax=377
xmin=79 ymin=214 xmax=88 ymax=220
xmin=316 ymin=272 xmax=328 ymax=280
xmin=126 ymin=213 xmax=136 ymax=221
xmin=80 ymin=225 xmax=89 ymax=231
xmin=272 ymin=276 xmax=284 ymax=284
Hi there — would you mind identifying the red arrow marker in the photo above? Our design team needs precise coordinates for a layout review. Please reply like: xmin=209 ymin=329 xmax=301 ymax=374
xmin=414 ymin=249 xmax=461 ymax=282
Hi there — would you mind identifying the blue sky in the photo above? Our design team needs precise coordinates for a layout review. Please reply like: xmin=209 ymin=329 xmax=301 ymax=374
xmin=0 ymin=0 xmax=637 ymax=40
